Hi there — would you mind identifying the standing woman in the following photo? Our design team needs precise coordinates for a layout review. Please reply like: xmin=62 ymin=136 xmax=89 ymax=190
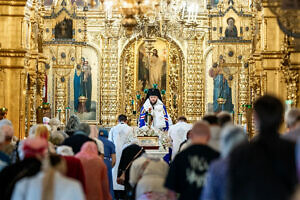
xmin=76 ymin=142 xmax=112 ymax=200
xmin=98 ymin=128 xmax=116 ymax=199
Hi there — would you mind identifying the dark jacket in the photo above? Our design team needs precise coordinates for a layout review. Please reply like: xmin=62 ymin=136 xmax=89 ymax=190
xmin=228 ymin=134 xmax=298 ymax=200
xmin=62 ymin=131 xmax=94 ymax=154
xmin=0 ymin=158 xmax=41 ymax=200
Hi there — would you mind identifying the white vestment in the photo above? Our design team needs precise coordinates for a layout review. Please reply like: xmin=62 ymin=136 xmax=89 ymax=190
xmin=142 ymin=99 xmax=172 ymax=130
xmin=11 ymin=171 xmax=85 ymax=200
xmin=168 ymin=121 xmax=192 ymax=160
xmin=109 ymin=122 xmax=134 ymax=190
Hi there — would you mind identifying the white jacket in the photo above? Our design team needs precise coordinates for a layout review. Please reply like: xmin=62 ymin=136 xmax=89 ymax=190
xmin=109 ymin=122 xmax=134 ymax=190
xmin=11 ymin=171 xmax=85 ymax=200
xmin=168 ymin=121 xmax=192 ymax=160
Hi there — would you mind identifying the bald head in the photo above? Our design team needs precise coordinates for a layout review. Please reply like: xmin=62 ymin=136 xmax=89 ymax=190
xmin=190 ymin=121 xmax=211 ymax=144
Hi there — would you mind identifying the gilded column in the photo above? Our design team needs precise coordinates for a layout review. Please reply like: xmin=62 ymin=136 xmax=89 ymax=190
xmin=185 ymin=38 xmax=204 ymax=121
xmin=101 ymin=38 xmax=119 ymax=126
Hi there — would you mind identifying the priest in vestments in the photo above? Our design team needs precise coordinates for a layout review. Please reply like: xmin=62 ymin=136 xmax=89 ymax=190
xmin=138 ymin=88 xmax=172 ymax=131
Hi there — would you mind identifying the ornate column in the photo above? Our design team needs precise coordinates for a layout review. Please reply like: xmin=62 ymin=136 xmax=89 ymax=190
xmin=185 ymin=38 xmax=205 ymax=121
xmin=101 ymin=37 xmax=119 ymax=126
xmin=53 ymin=66 xmax=72 ymax=124
xmin=27 ymin=70 xmax=37 ymax=127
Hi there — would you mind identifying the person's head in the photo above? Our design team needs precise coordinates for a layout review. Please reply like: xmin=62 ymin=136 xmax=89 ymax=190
xmin=79 ymin=141 xmax=99 ymax=156
xmin=118 ymin=114 xmax=127 ymax=123
xmin=254 ymin=95 xmax=284 ymax=134
xmin=22 ymin=138 xmax=48 ymax=160
xmin=99 ymin=128 xmax=109 ymax=138
xmin=77 ymin=123 xmax=91 ymax=136
xmin=285 ymin=108 xmax=300 ymax=131
xmin=65 ymin=114 xmax=80 ymax=136
xmin=178 ymin=116 xmax=187 ymax=123
xmin=149 ymin=96 xmax=158 ymax=105
xmin=220 ymin=124 xmax=247 ymax=158
xmin=227 ymin=17 xmax=235 ymax=26
xmin=43 ymin=117 xmax=50 ymax=125
xmin=0 ymin=119 xmax=14 ymax=144
xmin=35 ymin=124 xmax=50 ymax=140
xmin=56 ymin=145 xmax=74 ymax=156
xmin=217 ymin=111 xmax=232 ymax=127
xmin=203 ymin=114 xmax=219 ymax=125
xmin=49 ymin=118 xmax=61 ymax=132
xmin=146 ymin=88 xmax=162 ymax=103
xmin=190 ymin=121 xmax=211 ymax=144
xmin=49 ymin=131 xmax=65 ymax=146
xmin=153 ymin=49 xmax=158 ymax=57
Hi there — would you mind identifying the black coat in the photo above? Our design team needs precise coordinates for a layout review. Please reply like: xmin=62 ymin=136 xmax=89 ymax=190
xmin=62 ymin=133 xmax=94 ymax=154
xmin=228 ymin=134 xmax=298 ymax=200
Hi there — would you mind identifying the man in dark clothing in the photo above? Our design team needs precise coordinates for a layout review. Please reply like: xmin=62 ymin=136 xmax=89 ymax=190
xmin=62 ymin=123 xmax=93 ymax=154
xmin=165 ymin=121 xmax=220 ymax=200
xmin=228 ymin=95 xmax=298 ymax=200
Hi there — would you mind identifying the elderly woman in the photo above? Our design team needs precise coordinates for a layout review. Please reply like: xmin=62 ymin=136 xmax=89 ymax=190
xmin=65 ymin=114 xmax=80 ymax=136
xmin=12 ymin=154 xmax=85 ymax=200
xmin=200 ymin=124 xmax=247 ymax=200
xmin=76 ymin=141 xmax=112 ymax=200
xmin=130 ymin=154 xmax=169 ymax=200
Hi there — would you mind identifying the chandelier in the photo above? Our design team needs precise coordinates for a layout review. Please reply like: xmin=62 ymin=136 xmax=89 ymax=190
xmin=100 ymin=0 xmax=200 ymax=38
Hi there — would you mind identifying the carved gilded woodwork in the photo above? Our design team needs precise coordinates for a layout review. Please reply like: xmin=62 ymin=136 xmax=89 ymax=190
xmin=0 ymin=0 xmax=300 ymax=138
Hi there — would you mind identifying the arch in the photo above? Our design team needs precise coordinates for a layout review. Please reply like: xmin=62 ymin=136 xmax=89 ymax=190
xmin=119 ymin=35 xmax=185 ymax=121
xmin=119 ymin=34 xmax=185 ymax=64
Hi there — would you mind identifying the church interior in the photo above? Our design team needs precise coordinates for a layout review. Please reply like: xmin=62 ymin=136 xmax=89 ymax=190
xmin=0 ymin=0 xmax=299 ymax=138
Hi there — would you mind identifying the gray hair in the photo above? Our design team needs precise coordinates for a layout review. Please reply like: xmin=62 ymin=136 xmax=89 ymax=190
xmin=56 ymin=145 xmax=74 ymax=156
xmin=65 ymin=115 xmax=80 ymax=132
xmin=0 ymin=119 xmax=13 ymax=128
xmin=285 ymin=108 xmax=300 ymax=128
xmin=78 ymin=123 xmax=91 ymax=136
xmin=49 ymin=118 xmax=60 ymax=127
xmin=28 ymin=125 xmax=38 ymax=138
xmin=49 ymin=131 xmax=65 ymax=146
xmin=220 ymin=124 xmax=247 ymax=158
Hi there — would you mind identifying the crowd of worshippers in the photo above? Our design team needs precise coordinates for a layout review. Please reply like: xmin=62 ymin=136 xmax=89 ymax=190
xmin=0 ymin=95 xmax=300 ymax=200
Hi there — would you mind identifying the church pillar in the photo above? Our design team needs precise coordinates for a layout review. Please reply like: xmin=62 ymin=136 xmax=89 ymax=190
xmin=101 ymin=38 xmax=119 ymax=126
xmin=185 ymin=38 xmax=205 ymax=121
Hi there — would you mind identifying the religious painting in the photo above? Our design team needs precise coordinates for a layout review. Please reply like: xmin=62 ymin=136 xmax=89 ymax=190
xmin=225 ymin=17 xmax=238 ymax=38
xmin=70 ymin=47 xmax=99 ymax=122
xmin=55 ymin=18 xmax=73 ymax=40
xmin=137 ymin=39 xmax=168 ymax=91
xmin=205 ymin=52 xmax=238 ymax=114
xmin=209 ymin=62 xmax=234 ymax=113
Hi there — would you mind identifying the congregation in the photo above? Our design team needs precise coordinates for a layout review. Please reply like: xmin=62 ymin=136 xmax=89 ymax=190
xmin=0 ymin=94 xmax=300 ymax=200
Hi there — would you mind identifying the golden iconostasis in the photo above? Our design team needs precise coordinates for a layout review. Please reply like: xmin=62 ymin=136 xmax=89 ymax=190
xmin=0 ymin=0 xmax=299 ymax=138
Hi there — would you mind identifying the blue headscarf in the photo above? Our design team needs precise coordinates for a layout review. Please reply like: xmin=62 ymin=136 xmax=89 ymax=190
xmin=98 ymin=128 xmax=109 ymax=138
